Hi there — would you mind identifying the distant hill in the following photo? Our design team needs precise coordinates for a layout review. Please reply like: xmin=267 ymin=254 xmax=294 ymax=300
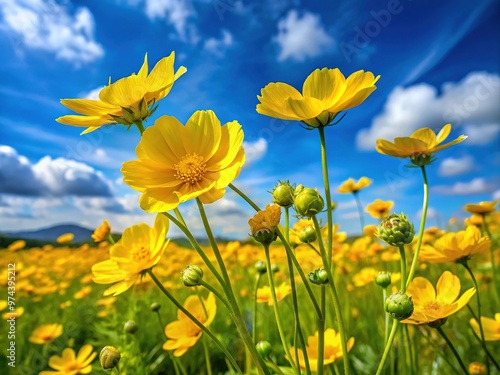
xmin=1 ymin=224 xmax=94 ymax=243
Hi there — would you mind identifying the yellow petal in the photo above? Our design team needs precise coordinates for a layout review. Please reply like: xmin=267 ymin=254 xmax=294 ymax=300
xmin=140 ymin=188 xmax=180 ymax=212
xmin=184 ymin=110 xmax=222 ymax=160
xmin=407 ymin=276 xmax=436 ymax=304
xmin=436 ymin=123 xmax=452 ymax=144
xmin=138 ymin=53 xmax=148 ymax=80
xmin=207 ymin=120 xmax=244 ymax=168
xmin=60 ymin=98 xmax=118 ymax=115
xmin=428 ymin=135 xmax=467 ymax=153
xmin=256 ymin=82 xmax=304 ymax=120
xmin=137 ymin=115 xmax=186 ymax=162
xmin=284 ymin=96 xmax=325 ymax=120
xmin=99 ymin=74 xmax=146 ymax=106
xmin=146 ymin=52 xmax=176 ymax=92
xmin=302 ymin=68 xmax=346 ymax=108
xmin=411 ymin=128 xmax=437 ymax=148
xmin=56 ymin=115 xmax=111 ymax=127
xmin=436 ymin=271 xmax=460 ymax=304
xmin=77 ymin=345 xmax=95 ymax=364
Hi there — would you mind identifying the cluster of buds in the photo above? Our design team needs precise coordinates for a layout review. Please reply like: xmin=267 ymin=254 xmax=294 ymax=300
xmin=377 ymin=213 xmax=415 ymax=247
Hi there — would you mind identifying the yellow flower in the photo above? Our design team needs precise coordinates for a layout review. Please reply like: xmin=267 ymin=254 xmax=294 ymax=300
xmin=464 ymin=200 xmax=498 ymax=215
xmin=74 ymin=286 xmax=92 ymax=299
xmin=57 ymin=53 xmax=187 ymax=134
xmin=469 ymin=362 xmax=487 ymax=375
xmin=376 ymin=124 xmax=467 ymax=165
xmin=257 ymin=68 xmax=379 ymax=127
xmin=464 ymin=214 xmax=484 ymax=227
xmin=352 ymin=267 xmax=378 ymax=287
xmin=29 ymin=324 xmax=63 ymax=344
xmin=287 ymin=329 xmax=355 ymax=371
xmin=8 ymin=240 xmax=26 ymax=252
xmin=163 ymin=293 xmax=217 ymax=357
xmin=470 ymin=314 xmax=500 ymax=341
xmin=92 ymin=214 xmax=170 ymax=296
xmin=365 ymin=199 xmax=394 ymax=219
xmin=401 ymin=271 xmax=475 ymax=325
xmin=337 ymin=177 xmax=372 ymax=193
xmin=40 ymin=344 xmax=96 ymax=375
xmin=419 ymin=225 xmax=490 ymax=263
xmin=3 ymin=307 xmax=24 ymax=320
xmin=256 ymin=283 xmax=291 ymax=306
xmin=248 ymin=204 xmax=281 ymax=244
xmin=121 ymin=110 xmax=245 ymax=212
xmin=91 ymin=220 xmax=111 ymax=242
xmin=57 ymin=233 xmax=74 ymax=244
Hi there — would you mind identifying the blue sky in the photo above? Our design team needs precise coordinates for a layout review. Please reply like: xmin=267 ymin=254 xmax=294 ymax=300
xmin=0 ymin=0 xmax=499 ymax=238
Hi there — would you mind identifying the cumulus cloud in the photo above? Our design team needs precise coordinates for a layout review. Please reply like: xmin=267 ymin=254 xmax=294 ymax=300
xmin=0 ymin=0 xmax=104 ymax=64
xmin=357 ymin=71 xmax=500 ymax=150
xmin=493 ymin=190 xmax=500 ymax=201
xmin=274 ymin=10 xmax=334 ymax=62
xmin=0 ymin=146 xmax=112 ymax=197
xmin=432 ymin=178 xmax=496 ymax=196
xmin=74 ymin=194 xmax=142 ymax=214
xmin=243 ymin=138 xmax=267 ymax=167
xmin=203 ymin=29 xmax=233 ymax=57
xmin=81 ymin=86 xmax=103 ymax=100
xmin=438 ymin=155 xmax=474 ymax=177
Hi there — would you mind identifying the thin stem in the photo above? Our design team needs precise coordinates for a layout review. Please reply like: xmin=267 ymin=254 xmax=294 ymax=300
xmin=383 ymin=288 xmax=389 ymax=344
xmin=147 ymin=269 xmax=242 ymax=374
xmin=460 ymin=261 xmax=490 ymax=374
xmin=317 ymin=285 xmax=326 ymax=375
xmin=252 ymin=273 xmax=263 ymax=343
xmin=107 ymin=233 xmax=116 ymax=245
xmin=312 ymin=216 xmax=351 ymax=375
xmin=417 ymin=327 xmax=461 ymax=375
xmin=196 ymin=198 xmax=271 ymax=375
xmin=398 ymin=245 xmax=407 ymax=293
xmin=263 ymin=243 xmax=299 ymax=375
xmin=318 ymin=126 xmax=333 ymax=268
xmin=376 ymin=319 xmax=399 ymax=375
xmin=482 ymin=216 xmax=499 ymax=305
xmin=134 ymin=119 xmax=145 ymax=135
xmin=202 ymin=337 xmax=213 ymax=375
xmin=435 ymin=326 xmax=470 ymax=375
xmin=406 ymin=166 xmax=429 ymax=288
xmin=353 ymin=192 xmax=365 ymax=234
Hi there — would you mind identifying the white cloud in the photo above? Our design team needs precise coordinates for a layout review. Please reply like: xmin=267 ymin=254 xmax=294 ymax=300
xmin=0 ymin=146 xmax=112 ymax=197
xmin=438 ymin=155 xmax=474 ymax=177
xmin=81 ymin=86 xmax=103 ymax=100
xmin=203 ymin=29 xmax=233 ymax=57
xmin=432 ymin=178 xmax=496 ymax=196
xmin=274 ymin=10 xmax=334 ymax=62
xmin=416 ymin=207 xmax=438 ymax=220
xmin=357 ymin=71 xmax=500 ymax=150
xmin=493 ymin=190 xmax=500 ymax=201
xmin=243 ymin=138 xmax=267 ymax=167
xmin=0 ymin=0 xmax=104 ymax=65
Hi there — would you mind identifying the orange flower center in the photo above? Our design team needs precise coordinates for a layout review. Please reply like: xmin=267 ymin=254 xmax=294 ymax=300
xmin=132 ymin=246 xmax=150 ymax=263
xmin=174 ymin=153 xmax=207 ymax=184
xmin=65 ymin=363 xmax=82 ymax=371
xmin=42 ymin=335 xmax=54 ymax=341
xmin=424 ymin=301 xmax=441 ymax=311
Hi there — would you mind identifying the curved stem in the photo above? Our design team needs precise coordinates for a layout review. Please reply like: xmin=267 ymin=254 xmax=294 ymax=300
xmin=460 ymin=261 xmax=490 ymax=374
xmin=147 ymin=269 xmax=242 ymax=374
xmin=435 ymin=326 xmax=470 ymax=375
xmin=196 ymin=199 xmax=271 ymax=375
xmin=312 ymin=216 xmax=351 ymax=375
xmin=376 ymin=319 xmax=399 ymax=375
xmin=263 ymin=244 xmax=299 ymax=375
xmin=353 ymin=192 xmax=365 ymax=234
xmin=406 ymin=166 xmax=429 ymax=288
xmin=318 ymin=126 xmax=333 ymax=268
xmin=134 ymin=119 xmax=145 ymax=135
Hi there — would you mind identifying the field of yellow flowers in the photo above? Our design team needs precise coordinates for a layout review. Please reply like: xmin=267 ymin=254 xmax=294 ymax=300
xmin=1 ymin=52 xmax=499 ymax=375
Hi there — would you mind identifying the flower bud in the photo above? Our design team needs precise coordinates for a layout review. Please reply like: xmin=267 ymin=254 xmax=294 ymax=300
xmin=377 ymin=213 xmax=415 ymax=246
xmin=294 ymin=188 xmax=324 ymax=217
xmin=375 ymin=272 xmax=391 ymax=289
xmin=181 ymin=265 xmax=204 ymax=287
xmin=123 ymin=320 xmax=138 ymax=334
xmin=248 ymin=205 xmax=281 ymax=245
xmin=299 ymin=225 xmax=317 ymax=243
xmin=271 ymin=264 xmax=279 ymax=273
xmin=272 ymin=180 xmax=295 ymax=207
xmin=100 ymin=346 xmax=121 ymax=370
xmin=254 ymin=261 xmax=267 ymax=274
xmin=308 ymin=268 xmax=329 ymax=285
xmin=256 ymin=341 xmax=272 ymax=357
xmin=150 ymin=302 xmax=161 ymax=312
xmin=384 ymin=292 xmax=414 ymax=320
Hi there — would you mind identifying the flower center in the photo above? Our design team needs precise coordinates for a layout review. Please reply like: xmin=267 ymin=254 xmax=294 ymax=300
xmin=174 ymin=153 xmax=207 ymax=184
xmin=132 ymin=246 xmax=150 ymax=263
xmin=424 ymin=301 xmax=441 ymax=311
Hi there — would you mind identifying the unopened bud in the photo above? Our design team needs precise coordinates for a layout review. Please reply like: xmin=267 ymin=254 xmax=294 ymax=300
xmin=272 ymin=180 xmax=295 ymax=207
xmin=150 ymin=302 xmax=161 ymax=312
xmin=375 ymin=272 xmax=391 ymax=289
xmin=123 ymin=320 xmax=138 ymax=334
xmin=308 ymin=268 xmax=329 ymax=285
xmin=299 ymin=226 xmax=317 ymax=243
xmin=256 ymin=341 xmax=272 ymax=357
xmin=377 ymin=213 xmax=415 ymax=246
xmin=100 ymin=346 xmax=121 ymax=370
xmin=385 ymin=292 xmax=414 ymax=320
xmin=254 ymin=261 xmax=267 ymax=274
xmin=181 ymin=265 xmax=204 ymax=287
xmin=294 ymin=187 xmax=324 ymax=217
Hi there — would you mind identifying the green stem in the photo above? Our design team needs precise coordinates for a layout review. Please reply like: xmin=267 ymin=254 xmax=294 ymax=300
xmin=466 ymin=305 xmax=500 ymax=369
xmin=134 ymin=119 xmax=145 ymax=135
xmin=147 ymin=269 xmax=242 ymax=374
xmin=202 ymin=337 xmax=213 ymax=375
xmin=353 ymin=192 xmax=365 ymax=234
xmin=398 ymin=245 xmax=407 ymax=293
xmin=417 ymin=327 xmax=461 ymax=375
xmin=406 ymin=166 xmax=429 ymax=288
xmin=403 ymin=325 xmax=413 ymax=375
xmin=376 ymin=319 xmax=399 ymax=375
xmin=252 ymin=273 xmax=263 ymax=343
xmin=482 ymin=216 xmax=499 ymax=305
xmin=263 ymin=243 xmax=299 ymax=375
xmin=196 ymin=199 xmax=271 ymax=375
xmin=460 ymin=261 xmax=490 ymax=374
xmin=383 ymin=289 xmax=389 ymax=344
xmin=107 ymin=233 xmax=116 ymax=244
xmin=312 ymin=216 xmax=351 ymax=375
xmin=435 ymin=326 xmax=470 ymax=375
xmin=318 ymin=126 xmax=334 ymax=268
xmin=317 ymin=285 xmax=326 ymax=375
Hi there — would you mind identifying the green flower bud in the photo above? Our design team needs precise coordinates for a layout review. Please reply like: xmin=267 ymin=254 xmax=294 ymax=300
xmin=308 ymin=268 xmax=329 ymax=285
xmin=377 ymin=213 xmax=415 ymax=246
xmin=100 ymin=346 xmax=121 ymax=370
xmin=254 ymin=261 xmax=267 ymax=274
xmin=256 ymin=341 xmax=272 ymax=357
xmin=330 ymin=201 xmax=337 ymax=211
xmin=150 ymin=302 xmax=161 ymax=312
xmin=294 ymin=187 xmax=324 ymax=217
xmin=385 ymin=292 xmax=414 ymax=320
xmin=375 ymin=272 xmax=392 ymax=289
xmin=299 ymin=225 xmax=317 ymax=243
xmin=181 ymin=265 xmax=204 ymax=287
xmin=271 ymin=264 xmax=279 ymax=273
xmin=272 ymin=180 xmax=295 ymax=207
xmin=123 ymin=320 xmax=138 ymax=334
